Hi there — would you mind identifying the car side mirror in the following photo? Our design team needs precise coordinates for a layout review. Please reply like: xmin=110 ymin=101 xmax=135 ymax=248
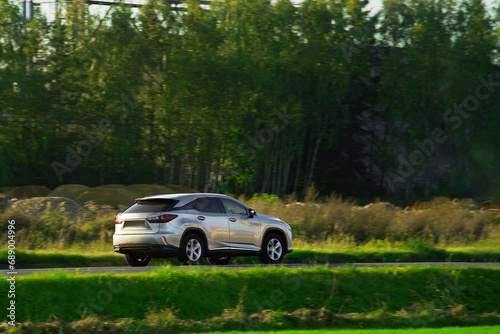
xmin=248 ymin=208 xmax=256 ymax=218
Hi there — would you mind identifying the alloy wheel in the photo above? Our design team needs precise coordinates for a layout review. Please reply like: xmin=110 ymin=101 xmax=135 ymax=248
xmin=186 ymin=238 xmax=202 ymax=262
xmin=267 ymin=238 xmax=282 ymax=261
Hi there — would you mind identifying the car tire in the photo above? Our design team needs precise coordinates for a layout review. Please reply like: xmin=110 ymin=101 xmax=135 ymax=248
xmin=207 ymin=256 xmax=231 ymax=265
xmin=259 ymin=233 xmax=285 ymax=264
xmin=179 ymin=233 xmax=205 ymax=264
xmin=125 ymin=253 xmax=151 ymax=267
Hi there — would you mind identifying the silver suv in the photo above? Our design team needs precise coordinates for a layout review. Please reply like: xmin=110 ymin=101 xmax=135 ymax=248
xmin=113 ymin=193 xmax=293 ymax=266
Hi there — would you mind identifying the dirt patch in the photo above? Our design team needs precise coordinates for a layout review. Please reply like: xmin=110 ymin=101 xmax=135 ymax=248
xmin=126 ymin=184 xmax=176 ymax=198
xmin=76 ymin=186 xmax=137 ymax=207
xmin=49 ymin=184 xmax=89 ymax=200
xmin=9 ymin=197 xmax=93 ymax=221
xmin=164 ymin=185 xmax=197 ymax=193
xmin=5 ymin=185 xmax=51 ymax=199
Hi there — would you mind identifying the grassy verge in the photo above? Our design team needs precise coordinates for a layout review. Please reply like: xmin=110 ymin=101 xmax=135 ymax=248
xmin=203 ymin=327 xmax=500 ymax=334
xmin=0 ymin=249 xmax=126 ymax=267
xmin=3 ymin=243 xmax=500 ymax=268
xmin=284 ymin=247 xmax=500 ymax=263
xmin=3 ymin=316 xmax=500 ymax=333
xmin=2 ymin=266 xmax=500 ymax=323
xmin=3 ymin=196 xmax=500 ymax=254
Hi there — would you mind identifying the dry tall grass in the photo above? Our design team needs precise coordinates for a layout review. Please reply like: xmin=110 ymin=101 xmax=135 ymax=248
xmin=0 ymin=202 xmax=116 ymax=250
xmin=2 ymin=189 xmax=500 ymax=250
xmin=246 ymin=192 xmax=500 ymax=245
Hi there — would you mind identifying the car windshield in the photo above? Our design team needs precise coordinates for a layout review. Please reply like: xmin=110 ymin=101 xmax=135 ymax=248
xmin=124 ymin=199 xmax=178 ymax=213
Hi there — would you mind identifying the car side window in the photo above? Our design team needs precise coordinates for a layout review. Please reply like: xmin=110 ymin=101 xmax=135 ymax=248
xmin=221 ymin=199 xmax=247 ymax=215
xmin=170 ymin=200 xmax=195 ymax=211
xmin=194 ymin=197 xmax=223 ymax=214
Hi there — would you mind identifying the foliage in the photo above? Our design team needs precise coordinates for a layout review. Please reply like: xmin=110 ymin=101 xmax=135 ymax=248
xmin=1 ymin=0 xmax=500 ymax=201
xmin=3 ymin=316 xmax=500 ymax=333
xmin=2 ymin=266 xmax=500 ymax=325
xmin=248 ymin=194 xmax=500 ymax=245
xmin=2 ymin=195 xmax=499 ymax=249
xmin=0 ymin=203 xmax=115 ymax=249
xmin=6 ymin=244 xmax=500 ymax=267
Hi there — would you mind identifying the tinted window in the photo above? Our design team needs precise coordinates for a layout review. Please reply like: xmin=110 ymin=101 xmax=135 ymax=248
xmin=221 ymin=199 xmax=247 ymax=215
xmin=170 ymin=200 xmax=195 ymax=211
xmin=124 ymin=199 xmax=178 ymax=213
xmin=194 ymin=197 xmax=223 ymax=213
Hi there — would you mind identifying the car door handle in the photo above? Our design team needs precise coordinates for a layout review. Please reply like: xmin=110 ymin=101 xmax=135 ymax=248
xmin=197 ymin=216 xmax=206 ymax=221
xmin=229 ymin=218 xmax=237 ymax=222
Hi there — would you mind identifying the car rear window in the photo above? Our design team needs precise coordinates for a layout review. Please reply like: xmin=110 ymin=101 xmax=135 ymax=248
xmin=124 ymin=199 xmax=178 ymax=213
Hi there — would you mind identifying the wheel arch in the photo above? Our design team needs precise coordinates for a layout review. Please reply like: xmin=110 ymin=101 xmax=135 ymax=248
xmin=261 ymin=228 xmax=287 ymax=251
xmin=181 ymin=227 xmax=209 ymax=252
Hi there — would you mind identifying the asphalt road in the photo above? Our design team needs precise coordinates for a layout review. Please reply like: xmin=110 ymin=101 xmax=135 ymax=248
xmin=2 ymin=262 xmax=500 ymax=276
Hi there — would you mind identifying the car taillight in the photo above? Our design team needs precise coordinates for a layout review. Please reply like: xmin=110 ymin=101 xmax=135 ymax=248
xmin=115 ymin=216 xmax=123 ymax=224
xmin=147 ymin=214 xmax=178 ymax=223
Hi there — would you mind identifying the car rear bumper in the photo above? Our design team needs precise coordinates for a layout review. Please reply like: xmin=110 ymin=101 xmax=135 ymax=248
xmin=114 ymin=243 xmax=179 ymax=257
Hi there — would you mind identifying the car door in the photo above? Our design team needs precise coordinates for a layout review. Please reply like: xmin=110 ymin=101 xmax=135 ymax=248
xmin=220 ymin=198 xmax=263 ymax=251
xmin=193 ymin=197 xmax=230 ymax=250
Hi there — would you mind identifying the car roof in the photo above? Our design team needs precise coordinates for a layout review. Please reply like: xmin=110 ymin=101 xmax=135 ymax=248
xmin=138 ymin=193 xmax=246 ymax=208
xmin=140 ymin=193 xmax=233 ymax=200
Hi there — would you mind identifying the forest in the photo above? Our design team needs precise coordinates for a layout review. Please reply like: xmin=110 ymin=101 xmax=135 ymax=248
xmin=1 ymin=0 xmax=500 ymax=202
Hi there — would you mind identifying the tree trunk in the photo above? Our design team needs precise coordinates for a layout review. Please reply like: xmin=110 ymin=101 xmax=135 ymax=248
xmin=261 ymin=151 xmax=272 ymax=193
xmin=178 ymin=155 xmax=185 ymax=186
xmin=169 ymin=138 xmax=175 ymax=184
xmin=281 ymin=148 xmax=292 ymax=194
xmin=203 ymin=160 xmax=211 ymax=193
xmin=271 ymin=143 xmax=279 ymax=194
xmin=306 ymin=114 xmax=329 ymax=190
xmin=292 ymin=133 xmax=306 ymax=194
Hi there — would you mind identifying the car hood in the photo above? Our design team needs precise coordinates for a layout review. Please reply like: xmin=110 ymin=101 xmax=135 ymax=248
xmin=257 ymin=213 xmax=285 ymax=223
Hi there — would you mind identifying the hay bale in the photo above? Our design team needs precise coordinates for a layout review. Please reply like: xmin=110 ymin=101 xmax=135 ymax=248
xmin=100 ymin=184 xmax=126 ymax=189
xmin=0 ymin=195 xmax=8 ymax=210
xmin=164 ymin=185 xmax=197 ymax=193
xmin=6 ymin=185 xmax=51 ymax=199
xmin=49 ymin=184 xmax=89 ymax=200
xmin=9 ymin=197 xmax=93 ymax=222
xmin=126 ymin=184 xmax=176 ymax=198
xmin=493 ymin=186 xmax=500 ymax=206
xmin=76 ymin=186 xmax=137 ymax=207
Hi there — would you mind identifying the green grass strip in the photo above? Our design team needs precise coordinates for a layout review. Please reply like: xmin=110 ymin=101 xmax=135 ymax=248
xmin=2 ymin=266 xmax=500 ymax=323
xmin=204 ymin=326 xmax=500 ymax=334
xmin=0 ymin=249 xmax=126 ymax=266
xmin=3 ymin=247 xmax=500 ymax=267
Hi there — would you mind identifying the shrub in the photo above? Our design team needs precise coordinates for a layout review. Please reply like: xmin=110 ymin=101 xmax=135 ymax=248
xmin=247 ymin=193 xmax=500 ymax=245
xmin=75 ymin=186 xmax=137 ymax=207
xmin=2 ymin=189 xmax=499 ymax=248
xmin=0 ymin=202 xmax=114 ymax=250
xmin=49 ymin=184 xmax=89 ymax=200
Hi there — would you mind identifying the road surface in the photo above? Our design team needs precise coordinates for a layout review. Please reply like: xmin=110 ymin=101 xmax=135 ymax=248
xmin=2 ymin=262 xmax=500 ymax=276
